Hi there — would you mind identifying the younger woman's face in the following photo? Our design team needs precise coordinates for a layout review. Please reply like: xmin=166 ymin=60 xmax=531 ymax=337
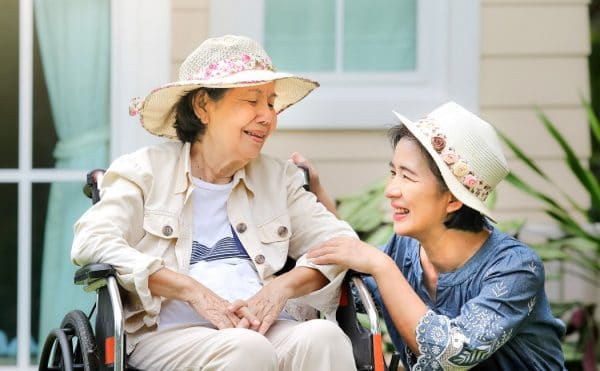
xmin=384 ymin=137 xmax=455 ymax=239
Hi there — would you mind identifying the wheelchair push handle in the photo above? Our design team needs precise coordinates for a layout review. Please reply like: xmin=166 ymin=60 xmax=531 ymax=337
xmin=297 ymin=164 xmax=310 ymax=191
xmin=83 ymin=169 xmax=106 ymax=204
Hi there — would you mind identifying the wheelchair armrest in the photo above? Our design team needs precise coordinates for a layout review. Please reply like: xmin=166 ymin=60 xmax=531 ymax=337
xmin=74 ymin=263 xmax=116 ymax=287
xmin=350 ymin=273 xmax=380 ymax=334
xmin=337 ymin=271 xmax=385 ymax=371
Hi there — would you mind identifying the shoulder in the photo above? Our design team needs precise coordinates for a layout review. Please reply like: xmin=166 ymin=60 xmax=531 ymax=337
xmin=483 ymin=227 xmax=545 ymax=281
xmin=105 ymin=141 xmax=184 ymax=188
xmin=246 ymin=153 xmax=288 ymax=173
xmin=110 ymin=141 xmax=182 ymax=171
xmin=245 ymin=154 xmax=302 ymax=186
xmin=118 ymin=141 xmax=182 ymax=164
xmin=383 ymin=234 xmax=420 ymax=266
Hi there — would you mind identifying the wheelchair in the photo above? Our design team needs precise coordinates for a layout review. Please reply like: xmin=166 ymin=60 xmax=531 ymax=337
xmin=39 ymin=169 xmax=400 ymax=371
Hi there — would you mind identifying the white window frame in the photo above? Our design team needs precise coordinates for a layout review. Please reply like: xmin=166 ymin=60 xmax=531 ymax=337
xmin=7 ymin=1 xmax=169 ymax=369
xmin=110 ymin=0 xmax=171 ymax=158
xmin=210 ymin=0 xmax=481 ymax=129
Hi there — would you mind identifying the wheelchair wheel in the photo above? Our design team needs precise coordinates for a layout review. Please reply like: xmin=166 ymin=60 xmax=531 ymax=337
xmin=39 ymin=309 xmax=99 ymax=371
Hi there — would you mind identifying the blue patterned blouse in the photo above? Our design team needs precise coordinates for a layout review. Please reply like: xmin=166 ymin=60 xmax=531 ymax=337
xmin=365 ymin=226 xmax=566 ymax=370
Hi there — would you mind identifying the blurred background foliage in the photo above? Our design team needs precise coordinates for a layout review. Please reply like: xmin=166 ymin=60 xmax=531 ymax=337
xmin=589 ymin=0 xmax=600 ymax=220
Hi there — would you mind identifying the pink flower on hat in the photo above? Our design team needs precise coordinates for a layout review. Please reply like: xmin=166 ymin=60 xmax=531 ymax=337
xmin=129 ymin=97 xmax=143 ymax=117
xmin=431 ymin=135 xmax=446 ymax=153
xmin=442 ymin=150 xmax=458 ymax=165
xmin=462 ymin=174 xmax=478 ymax=189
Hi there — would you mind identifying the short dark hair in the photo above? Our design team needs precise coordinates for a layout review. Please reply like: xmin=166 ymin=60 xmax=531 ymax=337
xmin=173 ymin=87 xmax=229 ymax=143
xmin=387 ymin=124 xmax=485 ymax=232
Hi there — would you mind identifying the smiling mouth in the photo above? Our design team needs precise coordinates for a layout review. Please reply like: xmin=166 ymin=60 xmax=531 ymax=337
xmin=394 ymin=208 xmax=409 ymax=215
xmin=243 ymin=130 xmax=266 ymax=139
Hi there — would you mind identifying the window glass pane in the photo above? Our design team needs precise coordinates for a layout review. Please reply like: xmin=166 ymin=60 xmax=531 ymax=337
xmin=344 ymin=0 xmax=417 ymax=71
xmin=0 ymin=0 xmax=19 ymax=169
xmin=33 ymin=31 xmax=57 ymax=169
xmin=265 ymin=0 xmax=335 ymax=71
xmin=31 ymin=183 xmax=51 ymax=361
xmin=0 ymin=184 xmax=17 ymax=366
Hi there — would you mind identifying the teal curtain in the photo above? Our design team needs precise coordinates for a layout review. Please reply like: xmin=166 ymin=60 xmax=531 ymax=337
xmin=264 ymin=0 xmax=416 ymax=72
xmin=35 ymin=0 xmax=110 ymax=348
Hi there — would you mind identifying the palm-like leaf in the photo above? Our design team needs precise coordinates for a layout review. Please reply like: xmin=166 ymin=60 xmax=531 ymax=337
xmin=538 ymin=109 xmax=600 ymax=214
xmin=500 ymin=100 xmax=600 ymax=284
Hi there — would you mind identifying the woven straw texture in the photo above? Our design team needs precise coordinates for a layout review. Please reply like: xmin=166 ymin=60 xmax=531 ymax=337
xmin=132 ymin=35 xmax=319 ymax=138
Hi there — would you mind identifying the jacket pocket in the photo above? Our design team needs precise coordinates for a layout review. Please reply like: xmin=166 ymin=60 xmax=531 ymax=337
xmin=142 ymin=211 xmax=180 ymax=240
xmin=257 ymin=214 xmax=291 ymax=244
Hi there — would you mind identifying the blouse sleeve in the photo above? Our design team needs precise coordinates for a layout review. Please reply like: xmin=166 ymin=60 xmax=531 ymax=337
xmin=411 ymin=248 xmax=544 ymax=370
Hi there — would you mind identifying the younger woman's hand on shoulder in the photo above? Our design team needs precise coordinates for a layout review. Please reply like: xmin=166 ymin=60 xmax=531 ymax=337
xmin=307 ymin=237 xmax=389 ymax=275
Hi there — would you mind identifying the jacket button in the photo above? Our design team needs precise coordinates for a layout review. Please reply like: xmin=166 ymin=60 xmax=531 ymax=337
xmin=162 ymin=225 xmax=173 ymax=236
xmin=277 ymin=226 xmax=288 ymax=237
xmin=254 ymin=254 xmax=265 ymax=264
xmin=236 ymin=223 xmax=247 ymax=233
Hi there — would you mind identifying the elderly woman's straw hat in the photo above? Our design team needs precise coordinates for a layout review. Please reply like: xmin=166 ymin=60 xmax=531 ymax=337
xmin=129 ymin=35 xmax=319 ymax=139
xmin=393 ymin=102 xmax=509 ymax=222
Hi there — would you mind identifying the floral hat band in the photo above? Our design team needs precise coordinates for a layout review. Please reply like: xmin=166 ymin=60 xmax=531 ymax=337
xmin=415 ymin=117 xmax=493 ymax=202
xmin=189 ymin=54 xmax=274 ymax=81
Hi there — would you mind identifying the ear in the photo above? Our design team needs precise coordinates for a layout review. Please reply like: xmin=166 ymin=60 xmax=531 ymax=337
xmin=192 ymin=90 xmax=209 ymax=124
xmin=446 ymin=194 xmax=463 ymax=214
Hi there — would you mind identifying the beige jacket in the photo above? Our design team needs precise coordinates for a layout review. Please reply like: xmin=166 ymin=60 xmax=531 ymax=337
xmin=71 ymin=141 xmax=357 ymax=353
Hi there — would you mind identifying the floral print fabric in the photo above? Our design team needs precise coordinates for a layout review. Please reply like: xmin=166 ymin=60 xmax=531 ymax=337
xmin=365 ymin=226 xmax=566 ymax=370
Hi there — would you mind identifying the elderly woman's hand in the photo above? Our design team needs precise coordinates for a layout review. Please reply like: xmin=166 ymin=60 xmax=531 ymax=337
xmin=229 ymin=283 xmax=289 ymax=334
xmin=187 ymin=286 xmax=259 ymax=330
xmin=228 ymin=266 xmax=329 ymax=334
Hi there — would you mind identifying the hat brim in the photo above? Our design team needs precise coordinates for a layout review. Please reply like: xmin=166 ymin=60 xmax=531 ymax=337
xmin=138 ymin=69 xmax=319 ymax=139
xmin=392 ymin=111 xmax=497 ymax=223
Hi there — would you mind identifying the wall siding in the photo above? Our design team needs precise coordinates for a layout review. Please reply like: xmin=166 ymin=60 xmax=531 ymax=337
xmin=480 ymin=0 xmax=594 ymax=303
xmin=170 ymin=0 xmax=594 ymax=301
xmin=171 ymin=1 xmax=591 ymax=218
xmin=480 ymin=1 xmax=590 ymax=221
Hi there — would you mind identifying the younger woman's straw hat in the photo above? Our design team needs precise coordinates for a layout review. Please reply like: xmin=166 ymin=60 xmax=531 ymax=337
xmin=129 ymin=35 xmax=319 ymax=139
xmin=393 ymin=102 xmax=510 ymax=222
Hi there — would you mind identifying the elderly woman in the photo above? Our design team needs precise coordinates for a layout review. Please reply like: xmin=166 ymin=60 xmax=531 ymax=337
xmin=71 ymin=35 xmax=358 ymax=371
xmin=306 ymin=102 xmax=566 ymax=370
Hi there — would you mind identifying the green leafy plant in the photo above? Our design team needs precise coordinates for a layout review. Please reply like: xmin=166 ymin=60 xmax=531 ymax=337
xmin=498 ymin=100 xmax=600 ymax=284
xmin=336 ymin=178 xmax=393 ymax=246
xmin=499 ymin=100 xmax=600 ymax=370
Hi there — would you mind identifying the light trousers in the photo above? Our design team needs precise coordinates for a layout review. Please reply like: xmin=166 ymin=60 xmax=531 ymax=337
xmin=128 ymin=319 xmax=357 ymax=371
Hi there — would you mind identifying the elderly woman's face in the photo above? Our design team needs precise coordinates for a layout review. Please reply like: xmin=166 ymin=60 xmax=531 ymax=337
xmin=201 ymin=82 xmax=277 ymax=162
xmin=384 ymin=137 xmax=455 ymax=239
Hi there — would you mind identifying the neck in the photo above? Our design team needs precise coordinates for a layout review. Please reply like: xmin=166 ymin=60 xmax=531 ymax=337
xmin=190 ymin=141 xmax=246 ymax=184
xmin=419 ymin=228 xmax=490 ymax=273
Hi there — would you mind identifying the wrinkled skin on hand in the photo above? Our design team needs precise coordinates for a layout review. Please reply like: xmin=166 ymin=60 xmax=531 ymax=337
xmin=188 ymin=288 xmax=255 ymax=330
xmin=229 ymin=283 xmax=289 ymax=334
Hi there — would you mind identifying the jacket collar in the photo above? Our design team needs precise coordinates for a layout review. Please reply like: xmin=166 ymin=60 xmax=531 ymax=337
xmin=175 ymin=141 xmax=192 ymax=194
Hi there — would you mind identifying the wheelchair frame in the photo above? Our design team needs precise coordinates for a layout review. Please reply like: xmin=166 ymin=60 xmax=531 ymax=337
xmin=39 ymin=169 xmax=397 ymax=371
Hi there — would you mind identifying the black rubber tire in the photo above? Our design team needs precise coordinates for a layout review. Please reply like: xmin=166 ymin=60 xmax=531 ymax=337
xmin=58 ymin=310 xmax=99 ymax=371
